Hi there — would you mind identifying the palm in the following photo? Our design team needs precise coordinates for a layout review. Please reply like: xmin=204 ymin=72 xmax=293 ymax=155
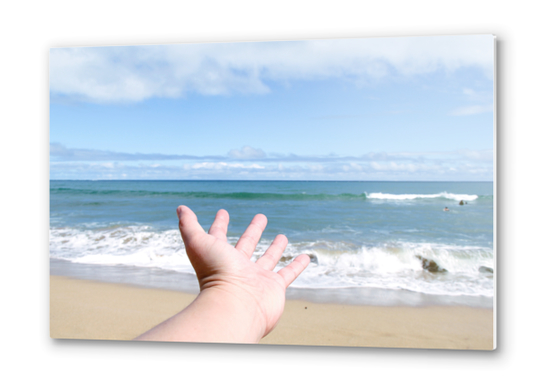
xmin=177 ymin=206 xmax=309 ymax=336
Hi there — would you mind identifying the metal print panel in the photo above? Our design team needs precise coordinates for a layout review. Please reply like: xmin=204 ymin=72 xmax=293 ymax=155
xmin=49 ymin=35 xmax=495 ymax=349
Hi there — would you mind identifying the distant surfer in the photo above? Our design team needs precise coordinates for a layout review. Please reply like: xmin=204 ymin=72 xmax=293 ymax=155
xmin=443 ymin=207 xmax=449 ymax=212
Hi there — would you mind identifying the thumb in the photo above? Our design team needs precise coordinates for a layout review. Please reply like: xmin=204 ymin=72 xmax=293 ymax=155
xmin=177 ymin=205 xmax=206 ymax=245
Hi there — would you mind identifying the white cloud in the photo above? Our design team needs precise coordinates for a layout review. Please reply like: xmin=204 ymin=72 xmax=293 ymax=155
xmin=51 ymin=143 xmax=493 ymax=165
xmin=370 ymin=161 xmax=425 ymax=172
xmin=451 ymin=85 xmax=494 ymax=116
xmin=50 ymin=142 xmax=224 ymax=161
xmin=450 ymin=104 xmax=493 ymax=116
xmin=228 ymin=146 xmax=266 ymax=159
xmin=49 ymin=144 xmax=493 ymax=181
xmin=456 ymin=149 xmax=493 ymax=161
xmin=51 ymin=156 xmax=492 ymax=181
xmin=189 ymin=162 xmax=265 ymax=170
xmin=349 ymin=163 xmax=364 ymax=171
xmin=50 ymin=35 xmax=494 ymax=103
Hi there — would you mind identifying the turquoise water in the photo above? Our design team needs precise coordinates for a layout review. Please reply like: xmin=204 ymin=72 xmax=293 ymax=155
xmin=50 ymin=180 xmax=494 ymax=298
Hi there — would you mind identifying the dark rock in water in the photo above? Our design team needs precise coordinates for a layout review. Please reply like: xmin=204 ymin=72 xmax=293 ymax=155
xmin=459 ymin=200 xmax=464 ymax=205
xmin=415 ymin=255 xmax=447 ymax=273
xmin=479 ymin=266 xmax=493 ymax=274
xmin=279 ymin=255 xmax=293 ymax=263
xmin=307 ymin=253 xmax=319 ymax=265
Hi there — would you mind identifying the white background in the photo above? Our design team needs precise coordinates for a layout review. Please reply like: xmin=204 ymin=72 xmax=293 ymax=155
xmin=1 ymin=0 xmax=539 ymax=382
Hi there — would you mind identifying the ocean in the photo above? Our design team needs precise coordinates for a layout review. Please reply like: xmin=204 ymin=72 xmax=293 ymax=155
xmin=49 ymin=180 xmax=494 ymax=307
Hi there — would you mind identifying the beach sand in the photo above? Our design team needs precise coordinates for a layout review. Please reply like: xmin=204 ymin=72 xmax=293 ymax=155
xmin=50 ymin=275 xmax=493 ymax=350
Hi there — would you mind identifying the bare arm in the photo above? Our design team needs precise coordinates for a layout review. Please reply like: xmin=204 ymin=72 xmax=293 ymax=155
xmin=134 ymin=206 xmax=310 ymax=343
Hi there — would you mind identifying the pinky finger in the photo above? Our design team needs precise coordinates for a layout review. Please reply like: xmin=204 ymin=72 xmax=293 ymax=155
xmin=277 ymin=254 xmax=311 ymax=287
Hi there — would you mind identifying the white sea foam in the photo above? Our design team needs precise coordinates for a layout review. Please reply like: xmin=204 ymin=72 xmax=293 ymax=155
xmin=366 ymin=192 xmax=478 ymax=201
xmin=50 ymin=226 xmax=195 ymax=274
xmin=49 ymin=227 xmax=494 ymax=297
xmin=281 ymin=241 xmax=494 ymax=296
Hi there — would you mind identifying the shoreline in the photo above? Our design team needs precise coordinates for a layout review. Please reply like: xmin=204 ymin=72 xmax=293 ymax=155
xmin=50 ymin=258 xmax=493 ymax=309
xmin=50 ymin=275 xmax=494 ymax=350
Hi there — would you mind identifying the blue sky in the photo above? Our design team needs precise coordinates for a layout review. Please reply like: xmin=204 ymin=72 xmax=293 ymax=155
xmin=50 ymin=35 xmax=494 ymax=181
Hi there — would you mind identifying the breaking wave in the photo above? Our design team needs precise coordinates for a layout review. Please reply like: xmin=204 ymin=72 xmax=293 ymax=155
xmin=49 ymin=226 xmax=494 ymax=297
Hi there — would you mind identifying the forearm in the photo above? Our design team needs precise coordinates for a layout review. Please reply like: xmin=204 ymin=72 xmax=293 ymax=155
xmin=134 ymin=287 xmax=266 ymax=343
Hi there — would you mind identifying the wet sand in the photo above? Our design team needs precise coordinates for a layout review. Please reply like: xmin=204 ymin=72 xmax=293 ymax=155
xmin=50 ymin=275 xmax=494 ymax=350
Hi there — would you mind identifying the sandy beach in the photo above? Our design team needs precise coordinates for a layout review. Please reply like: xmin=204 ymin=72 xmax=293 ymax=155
xmin=50 ymin=275 xmax=493 ymax=350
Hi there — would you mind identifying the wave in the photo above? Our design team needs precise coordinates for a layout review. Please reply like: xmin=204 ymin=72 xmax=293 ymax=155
xmin=49 ymin=226 xmax=494 ymax=297
xmin=274 ymin=241 xmax=494 ymax=296
xmin=366 ymin=192 xmax=479 ymax=201
xmin=51 ymin=187 xmax=488 ymax=202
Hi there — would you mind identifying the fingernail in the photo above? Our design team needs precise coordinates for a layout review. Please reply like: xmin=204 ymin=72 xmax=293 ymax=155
xmin=177 ymin=206 xmax=182 ymax=219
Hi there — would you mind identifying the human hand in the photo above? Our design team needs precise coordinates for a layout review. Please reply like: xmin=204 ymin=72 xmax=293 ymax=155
xmin=135 ymin=206 xmax=310 ymax=343
xmin=178 ymin=205 xmax=310 ymax=340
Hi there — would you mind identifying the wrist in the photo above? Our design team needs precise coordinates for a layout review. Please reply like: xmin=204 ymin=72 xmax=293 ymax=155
xmin=196 ymin=285 xmax=267 ymax=343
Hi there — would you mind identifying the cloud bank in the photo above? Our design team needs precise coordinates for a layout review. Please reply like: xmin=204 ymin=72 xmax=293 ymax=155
xmin=51 ymin=143 xmax=493 ymax=163
xmin=50 ymin=35 xmax=494 ymax=103
xmin=50 ymin=144 xmax=493 ymax=181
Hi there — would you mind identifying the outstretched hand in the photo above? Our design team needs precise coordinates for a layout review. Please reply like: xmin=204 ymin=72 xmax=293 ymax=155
xmin=135 ymin=206 xmax=310 ymax=343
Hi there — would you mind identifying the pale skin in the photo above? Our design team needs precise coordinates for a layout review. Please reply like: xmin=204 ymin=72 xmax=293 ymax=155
xmin=134 ymin=205 xmax=310 ymax=343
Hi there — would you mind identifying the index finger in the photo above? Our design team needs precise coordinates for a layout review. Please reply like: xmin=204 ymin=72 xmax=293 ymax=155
xmin=177 ymin=205 xmax=206 ymax=247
